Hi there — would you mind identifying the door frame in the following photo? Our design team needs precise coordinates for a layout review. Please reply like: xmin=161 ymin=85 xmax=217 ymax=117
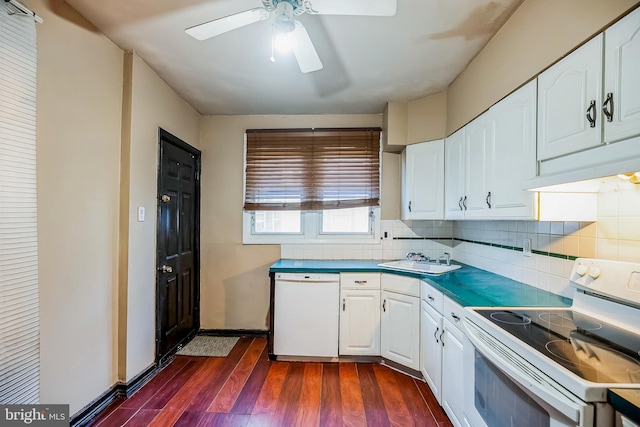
xmin=155 ymin=128 xmax=202 ymax=363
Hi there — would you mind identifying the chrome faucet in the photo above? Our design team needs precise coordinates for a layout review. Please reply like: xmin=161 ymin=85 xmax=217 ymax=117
xmin=437 ymin=252 xmax=451 ymax=266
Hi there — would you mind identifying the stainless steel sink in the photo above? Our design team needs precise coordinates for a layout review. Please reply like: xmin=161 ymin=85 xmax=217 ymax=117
xmin=378 ymin=260 xmax=461 ymax=275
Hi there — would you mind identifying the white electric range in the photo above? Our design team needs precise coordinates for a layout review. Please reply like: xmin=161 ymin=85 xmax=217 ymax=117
xmin=463 ymin=258 xmax=640 ymax=427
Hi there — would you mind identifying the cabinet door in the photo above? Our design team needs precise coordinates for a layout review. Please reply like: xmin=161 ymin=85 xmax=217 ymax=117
xmin=339 ymin=290 xmax=381 ymax=356
xmin=604 ymin=7 xmax=640 ymax=144
xmin=441 ymin=318 xmax=466 ymax=427
xmin=420 ymin=301 xmax=443 ymax=404
xmin=402 ymin=140 xmax=445 ymax=220
xmin=444 ymin=128 xmax=466 ymax=220
xmin=381 ymin=290 xmax=420 ymax=370
xmin=488 ymin=80 xmax=537 ymax=219
xmin=464 ymin=115 xmax=490 ymax=219
xmin=537 ymin=35 xmax=603 ymax=161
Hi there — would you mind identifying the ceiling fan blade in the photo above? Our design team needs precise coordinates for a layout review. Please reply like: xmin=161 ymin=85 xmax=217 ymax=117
xmin=291 ymin=21 xmax=323 ymax=73
xmin=185 ymin=8 xmax=270 ymax=41
xmin=308 ymin=0 xmax=397 ymax=16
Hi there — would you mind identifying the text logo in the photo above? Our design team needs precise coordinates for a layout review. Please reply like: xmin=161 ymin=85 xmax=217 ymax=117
xmin=0 ymin=405 xmax=69 ymax=426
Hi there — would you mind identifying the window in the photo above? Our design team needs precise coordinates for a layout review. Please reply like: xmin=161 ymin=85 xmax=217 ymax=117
xmin=321 ymin=207 xmax=370 ymax=234
xmin=243 ymin=128 xmax=381 ymax=243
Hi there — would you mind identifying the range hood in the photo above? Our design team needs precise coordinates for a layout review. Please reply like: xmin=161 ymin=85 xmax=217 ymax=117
xmin=523 ymin=135 xmax=640 ymax=191
xmin=530 ymin=175 xmax=638 ymax=222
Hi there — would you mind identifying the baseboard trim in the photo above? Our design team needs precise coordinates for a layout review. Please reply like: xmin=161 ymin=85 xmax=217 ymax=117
xmin=198 ymin=328 xmax=268 ymax=337
xmin=70 ymin=363 xmax=157 ymax=427
xmin=381 ymin=358 xmax=423 ymax=380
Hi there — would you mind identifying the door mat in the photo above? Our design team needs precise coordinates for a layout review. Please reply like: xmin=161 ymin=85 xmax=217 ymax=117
xmin=176 ymin=336 xmax=239 ymax=357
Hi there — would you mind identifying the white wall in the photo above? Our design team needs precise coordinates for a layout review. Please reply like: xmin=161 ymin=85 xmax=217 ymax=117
xmin=32 ymin=0 xmax=123 ymax=414
xmin=123 ymin=53 xmax=201 ymax=381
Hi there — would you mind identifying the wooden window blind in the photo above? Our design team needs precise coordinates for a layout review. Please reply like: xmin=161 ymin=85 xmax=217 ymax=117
xmin=244 ymin=128 xmax=381 ymax=211
xmin=0 ymin=2 xmax=40 ymax=404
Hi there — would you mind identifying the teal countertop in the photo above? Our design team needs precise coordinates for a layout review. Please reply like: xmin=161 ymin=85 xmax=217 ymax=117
xmin=269 ymin=259 xmax=571 ymax=308
xmin=609 ymin=389 xmax=640 ymax=424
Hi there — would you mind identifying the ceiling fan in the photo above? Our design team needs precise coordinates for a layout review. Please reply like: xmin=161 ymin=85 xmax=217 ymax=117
xmin=185 ymin=0 xmax=397 ymax=73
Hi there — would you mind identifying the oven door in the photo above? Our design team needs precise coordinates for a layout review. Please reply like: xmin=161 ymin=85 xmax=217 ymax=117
xmin=463 ymin=318 xmax=594 ymax=427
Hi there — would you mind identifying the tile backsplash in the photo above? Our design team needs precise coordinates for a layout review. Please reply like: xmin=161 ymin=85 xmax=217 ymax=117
xmin=280 ymin=177 xmax=640 ymax=298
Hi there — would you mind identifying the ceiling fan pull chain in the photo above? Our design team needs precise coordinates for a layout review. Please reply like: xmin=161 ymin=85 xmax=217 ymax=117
xmin=270 ymin=27 xmax=276 ymax=63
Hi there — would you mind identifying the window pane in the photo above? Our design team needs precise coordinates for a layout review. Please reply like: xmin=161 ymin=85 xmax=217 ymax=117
xmin=322 ymin=207 xmax=369 ymax=233
xmin=254 ymin=211 xmax=301 ymax=233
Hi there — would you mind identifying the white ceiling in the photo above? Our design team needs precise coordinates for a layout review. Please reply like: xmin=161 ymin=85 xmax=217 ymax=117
xmin=63 ymin=0 xmax=523 ymax=115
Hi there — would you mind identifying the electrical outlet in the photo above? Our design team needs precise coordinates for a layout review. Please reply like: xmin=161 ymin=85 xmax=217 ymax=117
xmin=382 ymin=228 xmax=392 ymax=240
xmin=523 ymin=238 xmax=532 ymax=257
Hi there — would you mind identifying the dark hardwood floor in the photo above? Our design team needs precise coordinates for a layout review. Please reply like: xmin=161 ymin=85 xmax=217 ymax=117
xmin=87 ymin=337 xmax=454 ymax=427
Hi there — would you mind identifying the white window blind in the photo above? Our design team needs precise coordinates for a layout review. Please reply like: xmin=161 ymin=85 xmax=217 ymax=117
xmin=0 ymin=2 xmax=39 ymax=404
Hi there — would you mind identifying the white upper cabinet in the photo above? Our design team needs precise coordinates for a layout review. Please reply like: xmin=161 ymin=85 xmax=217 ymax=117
xmin=401 ymin=140 xmax=444 ymax=220
xmin=444 ymin=114 xmax=492 ymax=220
xmin=537 ymin=34 xmax=603 ymax=161
xmin=444 ymin=127 xmax=466 ymax=220
xmin=535 ymin=8 xmax=640 ymax=182
xmin=487 ymin=80 xmax=538 ymax=219
xmin=445 ymin=82 xmax=537 ymax=220
xmin=463 ymin=114 xmax=491 ymax=219
xmin=603 ymin=6 xmax=640 ymax=144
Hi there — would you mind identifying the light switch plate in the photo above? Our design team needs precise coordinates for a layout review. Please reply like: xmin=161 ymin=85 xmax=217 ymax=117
xmin=523 ymin=238 xmax=532 ymax=256
xmin=138 ymin=206 xmax=145 ymax=222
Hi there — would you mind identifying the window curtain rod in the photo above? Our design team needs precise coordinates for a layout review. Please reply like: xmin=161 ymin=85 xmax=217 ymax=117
xmin=4 ymin=0 xmax=42 ymax=23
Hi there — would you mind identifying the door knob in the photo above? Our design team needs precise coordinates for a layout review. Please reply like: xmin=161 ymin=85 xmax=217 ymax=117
xmin=160 ymin=265 xmax=173 ymax=273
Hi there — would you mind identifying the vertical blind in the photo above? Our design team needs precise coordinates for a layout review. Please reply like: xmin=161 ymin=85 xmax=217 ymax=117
xmin=0 ymin=2 xmax=40 ymax=404
xmin=244 ymin=128 xmax=381 ymax=211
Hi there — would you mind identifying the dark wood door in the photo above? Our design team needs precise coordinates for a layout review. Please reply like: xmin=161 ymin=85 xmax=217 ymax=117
xmin=156 ymin=129 xmax=200 ymax=362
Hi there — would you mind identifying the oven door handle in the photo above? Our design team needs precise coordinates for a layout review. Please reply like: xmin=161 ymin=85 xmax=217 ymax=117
xmin=464 ymin=319 xmax=585 ymax=424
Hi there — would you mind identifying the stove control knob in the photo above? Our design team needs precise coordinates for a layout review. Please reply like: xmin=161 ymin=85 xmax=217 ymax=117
xmin=589 ymin=267 xmax=601 ymax=279
xmin=576 ymin=264 xmax=588 ymax=276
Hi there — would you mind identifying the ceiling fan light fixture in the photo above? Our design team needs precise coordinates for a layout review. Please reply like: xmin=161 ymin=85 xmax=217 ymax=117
xmin=273 ymin=1 xmax=296 ymax=33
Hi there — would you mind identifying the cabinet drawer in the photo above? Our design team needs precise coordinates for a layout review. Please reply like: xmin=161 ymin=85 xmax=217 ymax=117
xmin=421 ymin=281 xmax=444 ymax=313
xmin=381 ymin=273 xmax=420 ymax=297
xmin=340 ymin=273 xmax=380 ymax=290
xmin=443 ymin=297 xmax=464 ymax=332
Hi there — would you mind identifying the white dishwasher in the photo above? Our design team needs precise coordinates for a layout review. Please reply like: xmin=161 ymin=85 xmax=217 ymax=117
xmin=273 ymin=272 xmax=339 ymax=358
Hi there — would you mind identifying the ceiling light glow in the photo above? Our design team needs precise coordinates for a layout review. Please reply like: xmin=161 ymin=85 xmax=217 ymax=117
xmin=274 ymin=32 xmax=292 ymax=53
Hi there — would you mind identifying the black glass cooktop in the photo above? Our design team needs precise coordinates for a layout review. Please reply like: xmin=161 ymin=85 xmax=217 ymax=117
xmin=474 ymin=309 xmax=640 ymax=384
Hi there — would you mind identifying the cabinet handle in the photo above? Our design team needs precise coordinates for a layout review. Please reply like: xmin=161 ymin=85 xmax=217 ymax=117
xmin=342 ymin=298 xmax=345 ymax=311
xmin=427 ymin=295 xmax=434 ymax=301
xmin=462 ymin=196 xmax=467 ymax=210
xmin=408 ymin=201 xmax=412 ymax=212
xmin=458 ymin=197 xmax=463 ymax=211
xmin=451 ymin=312 xmax=461 ymax=322
xmin=603 ymin=92 xmax=614 ymax=123
xmin=586 ymin=100 xmax=597 ymax=128
xmin=440 ymin=329 xmax=445 ymax=346
xmin=382 ymin=299 xmax=386 ymax=312
xmin=434 ymin=326 xmax=440 ymax=344
xmin=486 ymin=191 xmax=491 ymax=209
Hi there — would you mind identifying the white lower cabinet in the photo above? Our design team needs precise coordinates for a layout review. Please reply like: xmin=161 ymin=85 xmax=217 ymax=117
xmin=339 ymin=273 xmax=381 ymax=356
xmin=339 ymin=289 xmax=380 ymax=355
xmin=420 ymin=299 xmax=443 ymax=402
xmin=441 ymin=317 xmax=466 ymax=427
xmin=420 ymin=282 xmax=468 ymax=427
xmin=381 ymin=274 xmax=420 ymax=371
